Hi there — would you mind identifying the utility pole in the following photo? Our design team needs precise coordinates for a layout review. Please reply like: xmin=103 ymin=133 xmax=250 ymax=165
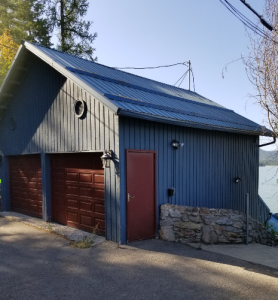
xmin=188 ymin=60 xmax=191 ymax=91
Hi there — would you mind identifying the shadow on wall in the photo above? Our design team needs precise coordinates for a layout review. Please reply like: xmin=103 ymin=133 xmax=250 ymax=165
xmin=0 ymin=55 xmax=67 ymax=155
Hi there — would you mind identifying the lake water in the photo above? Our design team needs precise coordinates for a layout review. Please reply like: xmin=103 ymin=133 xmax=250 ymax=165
xmin=259 ymin=166 xmax=278 ymax=213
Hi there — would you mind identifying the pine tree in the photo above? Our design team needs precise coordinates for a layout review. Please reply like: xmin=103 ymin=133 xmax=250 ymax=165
xmin=48 ymin=0 xmax=97 ymax=60
xmin=0 ymin=0 xmax=52 ymax=46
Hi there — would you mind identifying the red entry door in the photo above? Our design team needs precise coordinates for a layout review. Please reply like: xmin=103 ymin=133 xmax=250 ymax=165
xmin=126 ymin=150 xmax=156 ymax=242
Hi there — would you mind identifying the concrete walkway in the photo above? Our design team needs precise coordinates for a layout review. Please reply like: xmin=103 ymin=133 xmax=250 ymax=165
xmin=189 ymin=243 xmax=278 ymax=269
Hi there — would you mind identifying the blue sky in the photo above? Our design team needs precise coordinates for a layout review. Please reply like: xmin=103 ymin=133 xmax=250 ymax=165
xmin=57 ymin=0 xmax=277 ymax=150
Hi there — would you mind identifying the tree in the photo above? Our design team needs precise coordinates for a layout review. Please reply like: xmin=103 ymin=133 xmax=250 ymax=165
xmin=0 ymin=30 xmax=19 ymax=85
xmin=0 ymin=0 xmax=52 ymax=47
xmin=243 ymin=0 xmax=278 ymax=138
xmin=48 ymin=0 xmax=97 ymax=60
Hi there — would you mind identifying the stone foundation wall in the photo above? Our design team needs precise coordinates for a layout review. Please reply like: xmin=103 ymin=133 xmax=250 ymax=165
xmin=160 ymin=204 xmax=277 ymax=246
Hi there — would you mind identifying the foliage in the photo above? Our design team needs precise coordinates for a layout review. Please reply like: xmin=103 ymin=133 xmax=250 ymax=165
xmin=0 ymin=30 xmax=19 ymax=85
xmin=69 ymin=224 xmax=98 ymax=248
xmin=0 ymin=0 xmax=52 ymax=46
xmin=266 ymin=223 xmax=278 ymax=236
xmin=47 ymin=0 xmax=97 ymax=60
xmin=243 ymin=0 xmax=278 ymax=138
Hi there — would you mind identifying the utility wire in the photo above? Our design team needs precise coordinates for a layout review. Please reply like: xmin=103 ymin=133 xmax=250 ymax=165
xmin=113 ymin=60 xmax=196 ymax=91
xmin=220 ymin=0 xmax=268 ymax=38
xmin=190 ymin=67 xmax=196 ymax=92
xmin=113 ymin=61 xmax=188 ymax=70
xmin=239 ymin=0 xmax=273 ymax=31
xmin=220 ymin=0 xmax=278 ymax=47
xmin=174 ymin=69 xmax=189 ymax=86
xmin=174 ymin=66 xmax=196 ymax=92
xmin=178 ymin=71 xmax=188 ymax=88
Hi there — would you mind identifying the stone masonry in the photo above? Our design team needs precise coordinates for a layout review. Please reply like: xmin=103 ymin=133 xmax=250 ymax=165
xmin=160 ymin=204 xmax=278 ymax=246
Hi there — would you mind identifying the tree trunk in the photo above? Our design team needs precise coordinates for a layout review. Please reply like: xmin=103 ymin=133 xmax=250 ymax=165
xmin=60 ymin=0 xmax=65 ymax=51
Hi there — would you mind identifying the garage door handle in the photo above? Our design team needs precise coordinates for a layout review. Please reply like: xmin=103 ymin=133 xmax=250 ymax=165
xmin=128 ymin=193 xmax=135 ymax=202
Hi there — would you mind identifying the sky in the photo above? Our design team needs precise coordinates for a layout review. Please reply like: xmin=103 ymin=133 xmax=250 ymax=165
xmin=57 ymin=0 xmax=277 ymax=150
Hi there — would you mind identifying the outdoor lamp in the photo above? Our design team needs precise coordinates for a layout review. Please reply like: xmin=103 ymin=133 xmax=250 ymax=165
xmin=235 ymin=177 xmax=242 ymax=183
xmin=101 ymin=150 xmax=113 ymax=168
xmin=172 ymin=140 xmax=184 ymax=149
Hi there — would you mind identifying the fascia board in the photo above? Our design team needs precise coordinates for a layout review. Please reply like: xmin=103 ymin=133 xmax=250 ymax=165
xmin=0 ymin=44 xmax=24 ymax=101
xmin=118 ymin=109 xmax=272 ymax=137
xmin=24 ymin=42 xmax=119 ymax=113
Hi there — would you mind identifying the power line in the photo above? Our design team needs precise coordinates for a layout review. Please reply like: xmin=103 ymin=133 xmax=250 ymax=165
xmin=174 ymin=70 xmax=189 ymax=86
xmin=174 ymin=65 xmax=196 ymax=92
xmin=113 ymin=60 xmax=196 ymax=91
xmin=239 ymin=0 xmax=273 ymax=31
xmin=219 ymin=0 xmax=268 ymax=38
xmin=190 ymin=67 xmax=196 ymax=92
xmin=219 ymin=0 xmax=278 ymax=47
xmin=113 ymin=61 xmax=188 ymax=70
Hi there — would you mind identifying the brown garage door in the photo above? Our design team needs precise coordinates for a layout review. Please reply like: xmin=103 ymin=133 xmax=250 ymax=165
xmin=10 ymin=155 xmax=42 ymax=218
xmin=51 ymin=153 xmax=105 ymax=235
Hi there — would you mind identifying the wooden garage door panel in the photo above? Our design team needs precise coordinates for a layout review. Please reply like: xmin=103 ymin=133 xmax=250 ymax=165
xmin=10 ymin=155 xmax=42 ymax=219
xmin=51 ymin=153 xmax=105 ymax=235
xmin=79 ymin=173 xmax=92 ymax=183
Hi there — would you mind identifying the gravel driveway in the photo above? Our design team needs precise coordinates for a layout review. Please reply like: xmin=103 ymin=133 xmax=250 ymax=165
xmin=1 ymin=217 xmax=278 ymax=300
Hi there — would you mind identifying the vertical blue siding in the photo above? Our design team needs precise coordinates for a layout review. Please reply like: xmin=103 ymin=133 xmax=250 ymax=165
xmin=119 ymin=116 xmax=264 ymax=239
xmin=0 ymin=54 xmax=121 ymax=243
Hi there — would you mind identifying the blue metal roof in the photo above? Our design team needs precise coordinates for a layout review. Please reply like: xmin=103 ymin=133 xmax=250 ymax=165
xmin=25 ymin=41 xmax=272 ymax=135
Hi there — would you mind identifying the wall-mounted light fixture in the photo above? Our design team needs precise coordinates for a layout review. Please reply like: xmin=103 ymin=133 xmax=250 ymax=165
xmin=168 ymin=187 xmax=175 ymax=197
xmin=235 ymin=177 xmax=242 ymax=183
xmin=101 ymin=150 xmax=113 ymax=168
xmin=172 ymin=140 xmax=184 ymax=149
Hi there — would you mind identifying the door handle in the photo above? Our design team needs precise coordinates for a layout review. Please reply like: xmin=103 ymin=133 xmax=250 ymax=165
xmin=128 ymin=193 xmax=135 ymax=202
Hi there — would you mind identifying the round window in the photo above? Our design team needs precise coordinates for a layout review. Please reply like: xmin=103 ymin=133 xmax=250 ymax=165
xmin=73 ymin=100 xmax=87 ymax=118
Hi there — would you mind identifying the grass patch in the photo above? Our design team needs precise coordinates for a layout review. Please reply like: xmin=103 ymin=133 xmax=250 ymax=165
xmin=70 ymin=224 xmax=98 ymax=249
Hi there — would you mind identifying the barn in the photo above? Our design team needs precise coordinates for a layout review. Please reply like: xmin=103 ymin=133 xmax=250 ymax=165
xmin=0 ymin=41 xmax=273 ymax=244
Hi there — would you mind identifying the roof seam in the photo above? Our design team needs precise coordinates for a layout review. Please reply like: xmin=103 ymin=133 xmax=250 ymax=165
xmin=110 ymin=95 xmax=262 ymax=130
xmin=106 ymin=94 xmax=261 ymax=128
xmin=66 ymin=66 xmax=233 ymax=112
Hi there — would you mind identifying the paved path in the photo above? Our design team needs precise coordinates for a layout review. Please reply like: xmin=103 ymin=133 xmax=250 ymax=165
xmin=189 ymin=243 xmax=278 ymax=270
xmin=1 ymin=217 xmax=278 ymax=300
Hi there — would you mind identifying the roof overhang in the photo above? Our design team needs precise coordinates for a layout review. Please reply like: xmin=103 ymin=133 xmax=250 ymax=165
xmin=117 ymin=109 xmax=274 ymax=137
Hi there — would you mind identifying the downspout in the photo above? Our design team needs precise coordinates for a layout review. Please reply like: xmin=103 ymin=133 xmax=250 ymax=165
xmin=259 ymin=136 xmax=276 ymax=147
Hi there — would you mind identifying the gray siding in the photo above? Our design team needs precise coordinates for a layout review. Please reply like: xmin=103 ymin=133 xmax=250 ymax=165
xmin=0 ymin=55 xmax=121 ymax=242
xmin=119 ymin=117 xmax=265 ymax=242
